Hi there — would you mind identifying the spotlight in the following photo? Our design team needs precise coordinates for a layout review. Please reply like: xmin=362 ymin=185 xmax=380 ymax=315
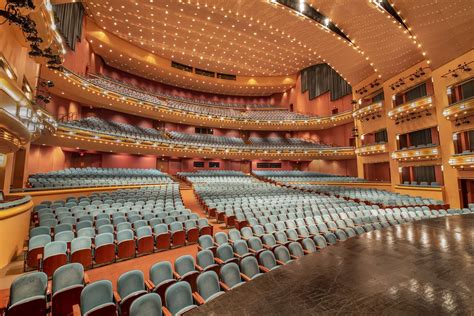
xmin=452 ymin=72 xmax=459 ymax=78
xmin=463 ymin=65 xmax=472 ymax=72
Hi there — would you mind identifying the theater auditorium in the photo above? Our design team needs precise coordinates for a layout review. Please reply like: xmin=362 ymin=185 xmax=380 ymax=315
xmin=0 ymin=0 xmax=472 ymax=315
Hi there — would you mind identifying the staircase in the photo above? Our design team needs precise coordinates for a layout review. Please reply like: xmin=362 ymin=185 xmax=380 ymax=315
xmin=170 ymin=175 xmax=192 ymax=190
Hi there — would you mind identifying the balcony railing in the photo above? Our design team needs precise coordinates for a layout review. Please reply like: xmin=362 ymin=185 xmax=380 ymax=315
xmin=353 ymin=101 xmax=383 ymax=120
xmin=391 ymin=145 xmax=440 ymax=161
xmin=449 ymin=152 xmax=474 ymax=169
xmin=387 ymin=96 xmax=434 ymax=120
xmin=355 ymin=143 xmax=387 ymax=156
xmin=442 ymin=96 xmax=474 ymax=121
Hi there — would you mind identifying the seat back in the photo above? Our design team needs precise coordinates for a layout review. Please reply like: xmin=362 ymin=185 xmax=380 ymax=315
xmin=214 ymin=232 xmax=228 ymax=245
xmin=196 ymin=271 xmax=221 ymax=301
xmin=150 ymin=261 xmax=173 ymax=286
xmin=52 ymin=263 xmax=84 ymax=294
xmin=288 ymin=242 xmax=304 ymax=258
xmin=130 ymin=293 xmax=162 ymax=316
xmin=196 ymin=250 xmax=215 ymax=269
xmin=216 ymin=244 xmax=234 ymax=262
xmin=117 ymin=270 xmax=145 ymax=300
xmin=240 ymin=256 xmax=260 ymax=278
xmin=165 ymin=282 xmax=194 ymax=315
xmin=174 ymin=255 xmax=196 ymax=276
xmin=220 ymin=263 xmax=242 ymax=288
xmin=80 ymin=280 xmax=114 ymax=315
xmin=9 ymin=272 xmax=48 ymax=306
xmin=258 ymin=250 xmax=277 ymax=270
xmin=274 ymin=245 xmax=292 ymax=263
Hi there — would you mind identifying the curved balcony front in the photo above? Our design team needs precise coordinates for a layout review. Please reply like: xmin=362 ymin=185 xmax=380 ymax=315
xmin=0 ymin=69 xmax=57 ymax=153
xmin=353 ymin=102 xmax=383 ymax=120
xmin=387 ymin=96 xmax=434 ymax=120
xmin=41 ymin=68 xmax=354 ymax=131
xmin=355 ymin=143 xmax=388 ymax=156
xmin=37 ymin=126 xmax=356 ymax=161
xmin=442 ymin=97 xmax=474 ymax=121
xmin=391 ymin=145 xmax=440 ymax=162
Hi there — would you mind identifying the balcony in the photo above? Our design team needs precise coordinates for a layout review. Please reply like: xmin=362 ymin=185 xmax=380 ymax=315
xmin=387 ymin=96 xmax=434 ymax=120
xmin=0 ymin=69 xmax=57 ymax=153
xmin=391 ymin=145 xmax=440 ymax=162
xmin=353 ymin=101 xmax=383 ymax=120
xmin=442 ymin=97 xmax=474 ymax=121
xmin=40 ymin=126 xmax=356 ymax=161
xmin=449 ymin=151 xmax=474 ymax=169
xmin=355 ymin=143 xmax=387 ymax=156
xmin=41 ymin=68 xmax=354 ymax=131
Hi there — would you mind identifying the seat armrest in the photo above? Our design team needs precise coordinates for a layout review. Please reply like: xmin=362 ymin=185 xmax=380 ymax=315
xmin=162 ymin=306 xmax=173 ymax=316
xmin=219 ymin=281 xmax=230 ymax=291
xmin=214 ymin=257 xmax=224 ymax=265
xmin=172 ymin=271 xmax=181 ymax=279
xmin=84 ymin=273 xmax=91 ymax=285
xmin=290 ymin=255 xmax=299 ymax=260
xmin=303 ymin=250 xmax=310 ymax=255
xmin=38 ymin=253 xmax=43 ymax=271
xmin=72 ymin=304 xmax=81 ymax=316
xmin=258 ymin=265 xmax=270 ymax=273
xmin=241 ymin=273 xmax=251 ymax=282
xmin=145 ymin=280 xmax=154 ymax=291
xmin=195 ymin=264 xmax=204 ymax=272
xmin=233 ymin=252 xmax=242 ymax=259
xmin=113 ymin=291 xmax=121 ymax=304
xmin=192 ymin=292 xmax=206 ymax=305
xmin=276 ymin=260 xmax=286 ymax=265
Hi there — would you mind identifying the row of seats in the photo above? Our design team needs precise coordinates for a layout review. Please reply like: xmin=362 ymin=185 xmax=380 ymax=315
xmin=28 ymin=166 xmax=172 ymax=189
xmin=8 ymin=228 xmax=320 ymax=316
xmin=293 ymin=183 xmax=444 ymax=206
xmin=61 ymin=117 xmax=347 ymax=151
xmin=25 ymin=185 xmax=213 ymax=276
xmin=253 ymin=170 xmax=368 ymax=183
xmin=91 ymin=74 xmax=283 ymax=110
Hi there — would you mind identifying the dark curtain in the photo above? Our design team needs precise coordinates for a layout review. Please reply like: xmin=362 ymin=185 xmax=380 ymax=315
xmin=53 ymin=3 xmax=85 ymax=50
xmin=409 ymin=128 xmax=432 ymax=146
xmin=375 ymin=129 xmax=388 ymax=143
xmin=461 ymin=79 xmax=474 ymax=100
xmin=373 ymin=91 xmax=384 ymax=102
xmin=413 ymin=166 xmax=436 ymax=183
xmin=301 ymin=64 xmax=352 ymax=101
xmin=405 ymin=83 xmax=427 ymax=102
xmin=468 ymin=130 xmax=474 ymax=151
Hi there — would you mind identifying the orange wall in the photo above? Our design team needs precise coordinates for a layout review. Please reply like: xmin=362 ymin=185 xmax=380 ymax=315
xmin=308 ymin=159 xmax=357 ymax=176
xmin=101 ymin=153 xmax=157 ymax=169
xmin=27 ymin=145 xmax=72 ymax=176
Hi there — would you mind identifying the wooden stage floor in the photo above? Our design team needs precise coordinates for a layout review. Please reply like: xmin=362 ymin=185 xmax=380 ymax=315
xmin=191 ymin=215 xmax=474 ymax=315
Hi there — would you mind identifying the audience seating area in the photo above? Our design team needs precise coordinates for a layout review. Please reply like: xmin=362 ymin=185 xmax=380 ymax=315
xmin=87 ymin=75 xmax=319 ymax=121
xmin=26 ymin=185 xmax=213 ymax=277
xmin=293 ymin=184 xmax=444 ymax=207
xmin=27 ymin=167 xmax=172 ymax=189
xmin=178 ymin=170 xmax=257 ymax=184
xmin=61 ymin=118 xmax=345 ymax=151
xmin=254 ymin=170 xmax=368 ymax=183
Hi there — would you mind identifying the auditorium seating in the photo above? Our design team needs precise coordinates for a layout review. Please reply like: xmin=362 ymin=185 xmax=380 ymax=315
xmin=254 ymin=170 xmax=368 ymax=183
xmin=293 ymin=184 xmax=444 ymax=207
xmin=60 ymin=118 xmax=347 ymax=152
xmin=25 ymin=185 xmax=213 ymax=275
xmin=28 ymin=167 xmax=172 ymax=189
xmin=90 ymin=74 xmax=283 ymax=110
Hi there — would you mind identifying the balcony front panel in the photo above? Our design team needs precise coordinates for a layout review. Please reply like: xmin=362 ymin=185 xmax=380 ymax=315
xmin=353 ymin=102 xmax=383 ymax=120
xmin=442 ymin=97 xmax=474 ymax=121
xmin=355 ymin=143 xmax=388 ymax=156
xmin=387 ymin=96 xmax=434 ymax=120
xmin=391 ymin=145 xmax=441 ymax=162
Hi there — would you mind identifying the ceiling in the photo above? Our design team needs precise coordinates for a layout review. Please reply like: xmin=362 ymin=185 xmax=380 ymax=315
xmin=80 ymin=0 xmax=473 ymax=95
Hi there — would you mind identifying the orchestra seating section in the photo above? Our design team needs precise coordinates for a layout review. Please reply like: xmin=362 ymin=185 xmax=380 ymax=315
xmin=292 ymin=184 xmax=443 ymax=207
xmin=6 ymin=169 xmax=474 ymax=316
xmin=60 ymin=117 xmax=346 ymax=150
xmin=26 ymin=184 xmax=213 ymax=276
xmin=254 ymin=170 xmax=368 ymax=183
xmin=27 ymin=167 xmax=172 ymax=189
xmin=87 ymin=75 xmax=317 ymax=120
